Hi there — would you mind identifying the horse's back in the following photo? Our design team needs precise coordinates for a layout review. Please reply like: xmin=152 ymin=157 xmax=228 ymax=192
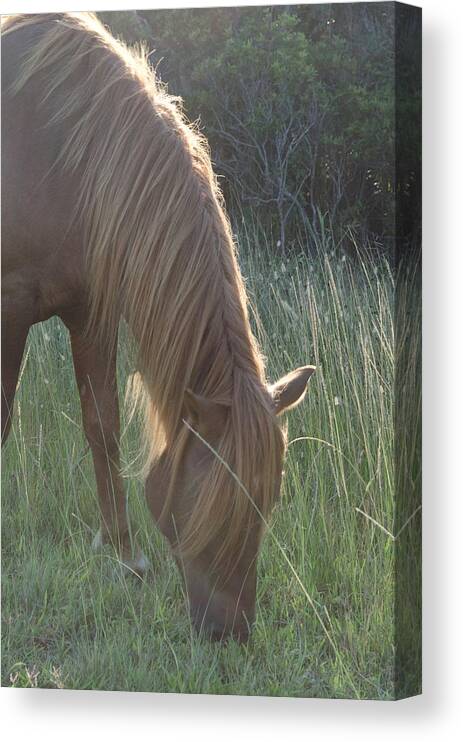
xmin=2 ymin=15 xmax=86 ymax=323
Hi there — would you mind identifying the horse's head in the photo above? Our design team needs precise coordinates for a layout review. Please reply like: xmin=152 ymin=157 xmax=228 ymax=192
xmin=145 ymin=365 xmax=315 ymax=642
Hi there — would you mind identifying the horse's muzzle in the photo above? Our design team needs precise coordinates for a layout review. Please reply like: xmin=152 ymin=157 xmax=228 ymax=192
xmin=190 ymin=607 xmax=253 ymax=644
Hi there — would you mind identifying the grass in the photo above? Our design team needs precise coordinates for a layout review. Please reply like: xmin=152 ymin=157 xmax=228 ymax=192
xmin=1 ymin=227 xmax=420 ymax=698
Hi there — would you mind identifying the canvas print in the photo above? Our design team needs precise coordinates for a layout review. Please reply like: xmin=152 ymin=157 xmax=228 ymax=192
xmin=1 ymin=3 xmax=421 ymax=699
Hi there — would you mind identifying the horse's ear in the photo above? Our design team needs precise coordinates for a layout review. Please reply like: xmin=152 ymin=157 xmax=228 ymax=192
xmin=183 ymin=389 xmax=229 ymax=434
xmin=270 ymin=365 xmax=316 ymax=416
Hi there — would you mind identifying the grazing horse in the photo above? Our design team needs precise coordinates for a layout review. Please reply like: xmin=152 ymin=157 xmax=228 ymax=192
xmin=1 ymin=13 xmax=315 ymax=642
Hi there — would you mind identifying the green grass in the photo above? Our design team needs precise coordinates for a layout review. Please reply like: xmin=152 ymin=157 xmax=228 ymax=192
xmin=1 ymin=229 xmax=420 ymax=698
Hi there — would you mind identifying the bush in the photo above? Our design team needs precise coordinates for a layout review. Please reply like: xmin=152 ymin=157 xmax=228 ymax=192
xmin=99 ymin=4 xmax=420 ymax=254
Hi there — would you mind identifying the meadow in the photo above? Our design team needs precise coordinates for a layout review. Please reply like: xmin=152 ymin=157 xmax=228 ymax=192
xmin=1 ymin=225 xmax=419 ymax=699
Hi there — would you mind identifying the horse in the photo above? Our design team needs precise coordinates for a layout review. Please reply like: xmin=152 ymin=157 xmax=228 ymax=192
xmin=1 ymin=12 xmax=315 ymax=642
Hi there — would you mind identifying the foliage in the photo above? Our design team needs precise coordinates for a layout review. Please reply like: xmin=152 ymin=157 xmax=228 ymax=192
xmin=99 ymin=4 xmax=420 ymax=253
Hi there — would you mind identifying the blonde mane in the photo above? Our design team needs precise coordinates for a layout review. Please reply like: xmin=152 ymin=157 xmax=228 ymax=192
xmin=3 ymin=12 xmax=286 ymax=571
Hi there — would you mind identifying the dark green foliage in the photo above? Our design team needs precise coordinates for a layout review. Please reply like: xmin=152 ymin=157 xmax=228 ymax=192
xmin=98 ymin=3 xmax=420 ymax=253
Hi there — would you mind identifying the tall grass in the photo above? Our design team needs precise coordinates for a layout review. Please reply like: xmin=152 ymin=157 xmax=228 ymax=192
xmin=1 ymin=226 xmax=420 ymax=698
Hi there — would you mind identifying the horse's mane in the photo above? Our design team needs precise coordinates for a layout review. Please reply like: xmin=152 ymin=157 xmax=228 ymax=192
xmin=3 ymin=12 xmax=286 ymax=572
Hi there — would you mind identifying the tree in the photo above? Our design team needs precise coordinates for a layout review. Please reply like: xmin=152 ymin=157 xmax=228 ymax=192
xmin=98 ymin=3 xmax=420 ymax=253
